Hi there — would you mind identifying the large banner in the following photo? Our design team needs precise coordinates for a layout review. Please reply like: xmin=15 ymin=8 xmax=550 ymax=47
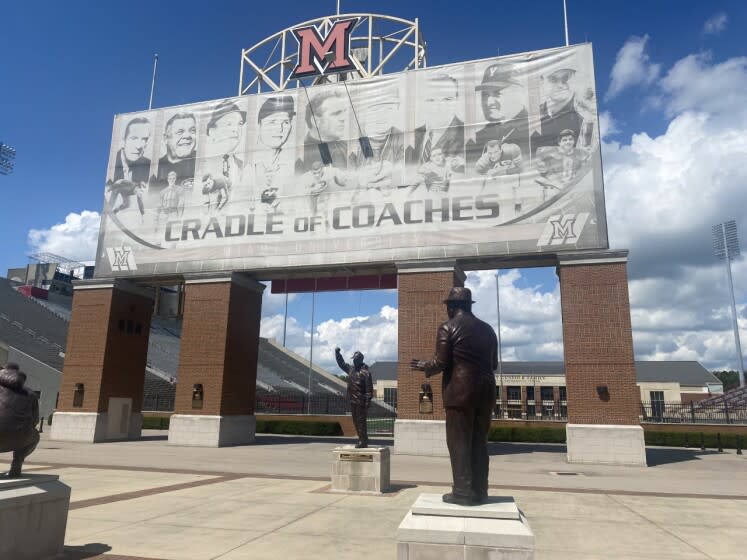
xmin=95 ymin=44 xmax=607 ymax=277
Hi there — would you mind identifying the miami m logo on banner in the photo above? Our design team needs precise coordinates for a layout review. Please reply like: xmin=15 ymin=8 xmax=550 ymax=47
xmin=106 ymin=246 xmax=137 ymax=272
xmin=537 ymin=213 xmax=590 ymax=246
xmin=289 ymin=18 xmax=358 ymax=79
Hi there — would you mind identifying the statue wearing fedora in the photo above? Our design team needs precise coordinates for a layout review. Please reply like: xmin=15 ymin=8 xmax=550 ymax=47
xmin=411 ymin=287 xmax=498 ymax=506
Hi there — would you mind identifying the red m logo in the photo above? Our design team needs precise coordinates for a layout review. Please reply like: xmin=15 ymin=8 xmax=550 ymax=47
xmin=290 ymin=18 xmax=358 ymax=80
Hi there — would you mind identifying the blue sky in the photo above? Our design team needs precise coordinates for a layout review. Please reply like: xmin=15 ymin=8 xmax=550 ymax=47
xmin=2 ymin=1 xmax=746 ymax=372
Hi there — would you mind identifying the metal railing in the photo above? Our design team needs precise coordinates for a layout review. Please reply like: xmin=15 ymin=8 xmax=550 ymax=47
xmin=640 ymin=400 xmax=747 ymax=424
xmin=494 ymin=398 xmax=568 ymax=421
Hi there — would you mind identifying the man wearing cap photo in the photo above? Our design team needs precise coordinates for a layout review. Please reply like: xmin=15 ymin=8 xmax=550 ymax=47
xmin=204 ymin=99 xmax=247 ymax=192
xmin=531 ymin=67 xmax=595 ymax=155
xmin=152 ymin=112 xmax=198 ymax=195
xmin=410 ymin=287 xmax=498 ymax=506
xmin=252 ymin=95 xmax=296 ymax=211
xmin=466 ymin=63 xmax=530 ymax=173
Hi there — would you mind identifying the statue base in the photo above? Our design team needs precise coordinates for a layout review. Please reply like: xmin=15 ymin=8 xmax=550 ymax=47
xmin=0 ymin=474 xmax=71 ymax=560
xmin=168 ymin=414 xmax=256 ymax=447
xmin=397 ymin=493 xmax=535 ymax=560
xmin=566 ymin=424 xmax=647 ymax=466
xmin=331 ymin=445 xmax=390 ymax=493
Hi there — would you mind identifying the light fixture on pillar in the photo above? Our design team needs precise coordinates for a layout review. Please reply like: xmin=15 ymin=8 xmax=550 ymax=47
xmin=419 ymin=382 xmax=433 ymax=414
xmin=596 ymin=385 xmax=609 ymax=401
xmin=73 ymin=383 xmax=84 ymax=407
xmin=192 ymin=383 xmax=204 ymax=409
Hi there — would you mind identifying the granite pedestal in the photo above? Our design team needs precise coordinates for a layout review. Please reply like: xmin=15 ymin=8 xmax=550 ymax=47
xmin=331 ymin=446 xmax=390 ymax=493
xmin=397 ymin=493 xmax=535 ymax=560
xmin=0 ymin=474 xmax=71 ymax=560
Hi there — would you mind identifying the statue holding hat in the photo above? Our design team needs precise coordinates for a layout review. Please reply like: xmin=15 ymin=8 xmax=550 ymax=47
xmin=410 ymin=287 xmax=498 ymax=506
xmin=0 ymin=363 xmax=40 ymax=478
xmin=335 ymin=347 xmax=374 ymax=448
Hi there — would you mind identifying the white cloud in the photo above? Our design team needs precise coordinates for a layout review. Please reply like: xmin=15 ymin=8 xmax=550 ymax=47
xmin=261 ymin=304 xmax=399 ymax=373
xmin=602 ymin=48 xmax=747 ymax=370
xmin=606 ymin=35 xmax=661 ymax=100
xmin=27 ymin=211 xmax=101 ymax=262
xmin=599 ymin=111 xmax=619 ymax=140
xmin=703 ymin=12 xmax=728 ymax=36
xmin=659 ymin=52 xmax=747 ymax=118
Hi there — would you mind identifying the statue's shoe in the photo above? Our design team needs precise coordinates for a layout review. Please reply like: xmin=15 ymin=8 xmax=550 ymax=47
xmin=442 ymin=493 xmax=480 ymax=506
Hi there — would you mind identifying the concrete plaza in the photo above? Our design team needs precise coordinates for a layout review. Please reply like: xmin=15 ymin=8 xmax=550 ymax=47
xmin=4 ymin=430 xmax=746 ymax=560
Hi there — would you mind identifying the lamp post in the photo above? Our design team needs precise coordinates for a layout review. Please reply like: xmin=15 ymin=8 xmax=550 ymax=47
xmin=712 ymin=220 xmax=745 ymax=388
xmin=495 ymin=271 xmax=504 ymax=417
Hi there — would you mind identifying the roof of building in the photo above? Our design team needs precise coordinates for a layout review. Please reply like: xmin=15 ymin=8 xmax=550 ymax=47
xmin=634 ymin=361 xmax=720 ymax=387
xmin=367 ymin=360 xmax=720 ymax=387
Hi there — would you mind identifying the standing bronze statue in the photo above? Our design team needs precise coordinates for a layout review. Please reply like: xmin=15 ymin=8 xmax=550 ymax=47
xmin=335 ymin=347 xmax=373 ymax=448
xmin=0 ymin=363 xmax=41 ymax=478
xmin=411 ymin=287 xmax=498 ymax=506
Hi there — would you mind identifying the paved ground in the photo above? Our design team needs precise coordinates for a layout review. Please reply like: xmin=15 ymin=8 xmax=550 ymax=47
xmin=4 ymin=430 xmax=746 ymax=559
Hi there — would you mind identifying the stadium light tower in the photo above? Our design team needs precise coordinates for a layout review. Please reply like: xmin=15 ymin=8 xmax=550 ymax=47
xmin=0 ymin=142 xmax=16 ymax=175
xmin=712 ymin=220 xmax=745 ymax=388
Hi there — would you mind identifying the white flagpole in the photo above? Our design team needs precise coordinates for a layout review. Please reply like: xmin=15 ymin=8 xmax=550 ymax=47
xmin=148 ymin=53 xmax=159 ymax=110
xmin=563 ymin=0 xmax=570 ymax=46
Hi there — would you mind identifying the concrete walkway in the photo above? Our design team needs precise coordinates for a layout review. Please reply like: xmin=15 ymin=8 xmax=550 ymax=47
xmin=5 ymin=431 xmax=746 ymax=559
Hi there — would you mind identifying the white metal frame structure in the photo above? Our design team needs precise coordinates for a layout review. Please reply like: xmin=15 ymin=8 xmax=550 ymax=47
xmin=239 ymin=13 xmax=427 ymax=94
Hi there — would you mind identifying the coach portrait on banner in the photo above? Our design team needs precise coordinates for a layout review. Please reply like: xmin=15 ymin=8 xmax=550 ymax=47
xmin=296 ymin=88 xmax=351 ymax=173
xmin=106 ymin=116 xmax=152 ymax=218
xmin=349 ymin=83 xmax=404 ymax=199
xmin=408 ymin=72 xmax=465 ymax=166
xmin=252 ymin=95 xmax=296 ymax=211
xmin=531 ymin=67 xmax=596 ymax=155
xmin=466 ymin=63 xmax=530 ymax=174
xmin=151 ymin=111 xmax=198 ymax=196
xmin=204 ymin=99 xmax=247 ymax=188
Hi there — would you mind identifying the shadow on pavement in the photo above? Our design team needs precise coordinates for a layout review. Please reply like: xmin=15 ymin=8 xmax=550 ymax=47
xmin=251 ymin=434 xmax=392 ymax=447
xmin=646 ymin=447 xmax=720 ymax=466
xmin=62 ymin=543 xmax=111 ymax=559
xmin=487 ymin=441 xmax=566 ymax=456
xmin=138 ymin=434 xmax=169 ymax=442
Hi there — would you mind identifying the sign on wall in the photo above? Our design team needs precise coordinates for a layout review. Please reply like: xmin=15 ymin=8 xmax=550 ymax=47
xmin=95 ymin=44 xmax=607 ymax=278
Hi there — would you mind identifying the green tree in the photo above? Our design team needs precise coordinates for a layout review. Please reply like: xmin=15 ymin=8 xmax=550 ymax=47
xmin=712 ymin=370 xmax=740 ymax=391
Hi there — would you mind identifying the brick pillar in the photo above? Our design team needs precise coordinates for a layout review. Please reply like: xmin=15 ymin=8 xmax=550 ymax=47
xmin=168 ymin=273 xmax=264 ymax=447
xmin=394 ymin=262 xmax=464 ymax=456
xmin=558 ymin=251 xmax=646 ymax=466
xmin=51 ymin=280 xmax=154 ymax=442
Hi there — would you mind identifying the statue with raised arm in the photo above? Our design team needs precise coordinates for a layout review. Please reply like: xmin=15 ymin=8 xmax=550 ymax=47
xmin=335 ymin=347 xmax=374 ymax=448
xmin=0 ymin=363 xmax=40 ymax=478
xmin=410 ymin=287 xmax=498 ymax=506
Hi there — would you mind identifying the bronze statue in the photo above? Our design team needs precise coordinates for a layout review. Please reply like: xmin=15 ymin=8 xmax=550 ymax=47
xmin=411 ymin=287 xmax=498 ymax=506
xmin=0 ymin=363 xmax=40 ymax=478
xmin=335 ymin=347 xmax=373 ymax=448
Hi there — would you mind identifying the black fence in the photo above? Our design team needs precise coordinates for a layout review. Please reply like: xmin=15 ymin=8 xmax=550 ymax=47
xmin=641 ymin=401 xmax=747 ymax=424
xmin=494 ymin=398 xmax=568 ymax=422
xmin=143 ymin=394 xmax=175 ymax=411
xmin=143 ymin=389 xmax=396 ymax=424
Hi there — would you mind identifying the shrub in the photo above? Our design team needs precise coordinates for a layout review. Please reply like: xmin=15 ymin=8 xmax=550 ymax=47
xmin=142 ymin=416 xmax=170 ymax=430
xmin=489 ymin=426 xmax=566 ymax=443
xmin=645 ymin=431 xmax=743 ymax=449
xmin=256 ymin=419 xmax=343 ymax=436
